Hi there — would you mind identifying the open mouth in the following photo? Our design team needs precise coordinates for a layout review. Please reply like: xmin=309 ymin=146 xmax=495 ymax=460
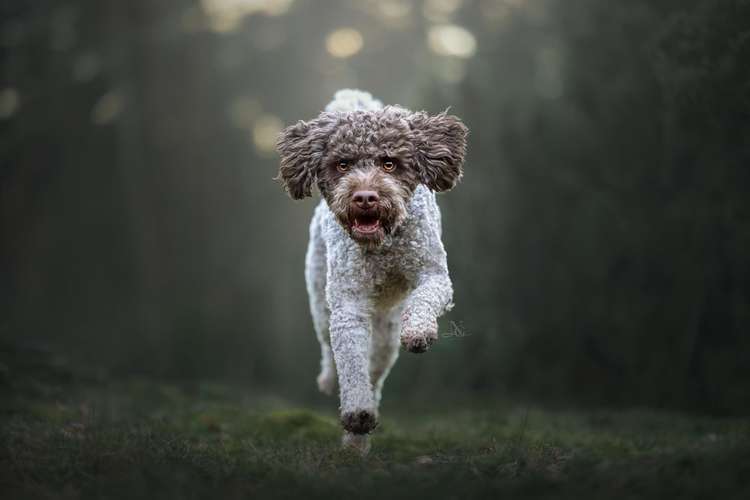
xmin=352 ymin=213 xmax=381 ymax=235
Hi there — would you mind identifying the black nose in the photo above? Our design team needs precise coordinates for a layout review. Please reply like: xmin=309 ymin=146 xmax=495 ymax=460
xmin=352 ymin=190 xmax=379 ymax=208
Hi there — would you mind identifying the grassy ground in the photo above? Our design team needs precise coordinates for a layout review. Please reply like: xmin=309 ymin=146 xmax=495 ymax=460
xmin=1 ymin=345 xmax=749 ymax=499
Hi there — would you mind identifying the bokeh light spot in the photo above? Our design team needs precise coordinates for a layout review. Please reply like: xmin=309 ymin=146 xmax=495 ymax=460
xmin=91 ymin=90 xmax=124 ymax=125
xmin=253 ymin=114 xmax=283 ymax=154
xmin=325 ymin=28 xmax=364 ymax=59
xmin=201 ymin=0 xmax=294 ymax=33
xmin=378 ymin=0 xmax=412 ymax=20
xmin=0 ymin=88 xmax=20 ymax=119
xmin=427 ymin=24 xmax=477 ymax=58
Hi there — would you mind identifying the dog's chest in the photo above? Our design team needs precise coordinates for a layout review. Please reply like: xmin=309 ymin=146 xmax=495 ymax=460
xmin=371 ymin=271 xmax=409 ymax=310
xmin=363 ymin=239 xmax=421 ymax=310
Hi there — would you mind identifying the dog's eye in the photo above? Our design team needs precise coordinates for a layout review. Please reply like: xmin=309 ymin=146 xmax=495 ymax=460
xmin=382 ymin=159 xmax=397 ymax=172
xmin=336 ymin=160 xmax=350 ymax=173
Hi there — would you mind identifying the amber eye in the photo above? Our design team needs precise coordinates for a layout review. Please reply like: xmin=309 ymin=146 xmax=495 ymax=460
xmin=336 ymin=160 xmax=350 ymax=173
xmin=382 ymin=159 xmax=397 ymax=172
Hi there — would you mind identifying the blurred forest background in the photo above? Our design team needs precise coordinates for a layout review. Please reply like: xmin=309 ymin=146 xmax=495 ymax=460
xmin=1 ymin=0 xmax=749 ymax=415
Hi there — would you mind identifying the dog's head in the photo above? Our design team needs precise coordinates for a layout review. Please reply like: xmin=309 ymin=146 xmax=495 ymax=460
xmin=276 ymin=106 xmax=467 ymax=247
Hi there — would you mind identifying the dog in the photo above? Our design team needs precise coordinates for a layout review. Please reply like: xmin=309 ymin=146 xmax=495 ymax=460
xmin=276 ymin=90 xmax=467 ymax=452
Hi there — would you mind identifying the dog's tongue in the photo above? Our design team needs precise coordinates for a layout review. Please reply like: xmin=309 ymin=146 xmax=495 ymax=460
xmin=354 ymin=217 xmax=379 ymax=232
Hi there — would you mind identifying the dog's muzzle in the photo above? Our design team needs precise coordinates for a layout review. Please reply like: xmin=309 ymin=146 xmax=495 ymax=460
xmin=350 ymin=190 xmax=381 ymax=236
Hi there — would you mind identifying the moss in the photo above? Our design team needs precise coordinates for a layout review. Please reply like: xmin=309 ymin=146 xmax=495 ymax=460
xmin=1 ymin=376 xmax=749 ymax=499
xmin=254 ymin=409 xmax=340 ymax=442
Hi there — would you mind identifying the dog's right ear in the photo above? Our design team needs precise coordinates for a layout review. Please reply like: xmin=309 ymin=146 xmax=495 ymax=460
xmin=275 ymin=115 xmax=334 ymax=199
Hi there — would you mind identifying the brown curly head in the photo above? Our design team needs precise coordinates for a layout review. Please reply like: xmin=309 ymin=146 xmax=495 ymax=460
xmin=276 ymin=106 xmax=468 ymax=246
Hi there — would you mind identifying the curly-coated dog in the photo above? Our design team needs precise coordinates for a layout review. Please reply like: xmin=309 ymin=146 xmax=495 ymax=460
xmin=276 ymin=90 xmax=467 ymax=452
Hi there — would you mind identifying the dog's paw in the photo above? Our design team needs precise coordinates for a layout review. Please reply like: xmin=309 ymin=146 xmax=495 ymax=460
xmin=316 ymin=369 xmax=337 ymax=396
xmin=340 ymin=409 xmax=378 ymax=435
xmin=400 ymin=325 xmax=438 ymax=353
xmin=401 ymin=309 xmax=439 ymax=353
xmin=400 ymin=333 xmax=437 ymax=353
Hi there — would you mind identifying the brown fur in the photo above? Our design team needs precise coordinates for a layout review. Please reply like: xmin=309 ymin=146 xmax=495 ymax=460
xmin=328 ymin=166 xmax=411 ymax=246
xmin=276 ymin=106 xmax=468 ymax=244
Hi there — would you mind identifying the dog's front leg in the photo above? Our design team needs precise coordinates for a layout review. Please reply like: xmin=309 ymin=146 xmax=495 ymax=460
xmin=328 ymin=300 xmax=378 ymax=434
xmin=401 ymin=270 xmax=453 ymax=353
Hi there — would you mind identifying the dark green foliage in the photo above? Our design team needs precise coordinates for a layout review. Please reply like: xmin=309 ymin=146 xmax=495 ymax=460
xmin=1 ymin=0 xmax=749 ymax=413
xmin=437 ymin=0 xmax=750 ymax=413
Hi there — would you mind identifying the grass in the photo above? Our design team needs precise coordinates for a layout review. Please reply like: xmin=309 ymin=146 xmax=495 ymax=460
xmin=1 ymin=345 xmax=749 ymax=499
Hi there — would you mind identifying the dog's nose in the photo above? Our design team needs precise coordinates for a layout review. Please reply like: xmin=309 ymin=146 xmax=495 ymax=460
xmin=352 ymin=190 xmax=379 ymax=208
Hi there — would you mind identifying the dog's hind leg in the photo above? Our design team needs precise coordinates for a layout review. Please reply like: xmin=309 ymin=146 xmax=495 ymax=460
xmin=305 ymin=205 xmax=336 ymax=396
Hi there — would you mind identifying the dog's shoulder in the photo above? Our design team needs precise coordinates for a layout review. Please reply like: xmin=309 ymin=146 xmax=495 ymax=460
xmin=396 ymin=185 xmax=444 ymax=250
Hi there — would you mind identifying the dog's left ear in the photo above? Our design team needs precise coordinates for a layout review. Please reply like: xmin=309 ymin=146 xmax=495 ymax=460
xmin=276 ymin=114 xmax=335 ymax=199
xmin=408 ymin=111 xmax=468 ymax=192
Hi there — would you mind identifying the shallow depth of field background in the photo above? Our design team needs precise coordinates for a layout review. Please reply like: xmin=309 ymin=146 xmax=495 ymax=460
xmin=2 ymin=0 xmax=749 ymax=414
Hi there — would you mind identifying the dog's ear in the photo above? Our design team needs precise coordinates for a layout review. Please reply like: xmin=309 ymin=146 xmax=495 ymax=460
xmin=276 ymin=114 xmax=335 ymax=199
xmin=408 ymin=111 xmax=468 ymax=192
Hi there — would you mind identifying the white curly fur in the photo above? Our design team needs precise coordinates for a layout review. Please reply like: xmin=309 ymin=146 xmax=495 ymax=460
xmin=304 ymin=90 xmax=455 ymax=453
xmin=324 ymin=89 xmax=383 ymax=112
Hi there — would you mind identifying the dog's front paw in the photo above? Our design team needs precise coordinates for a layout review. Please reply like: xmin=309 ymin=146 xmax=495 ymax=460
xmin=400 ymin=312 xmax=438 ymax=353
xmin=400 ymin=333 xmax=437 ymax=353
xmin=340 ymin=409 xmax=378 ymax=435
